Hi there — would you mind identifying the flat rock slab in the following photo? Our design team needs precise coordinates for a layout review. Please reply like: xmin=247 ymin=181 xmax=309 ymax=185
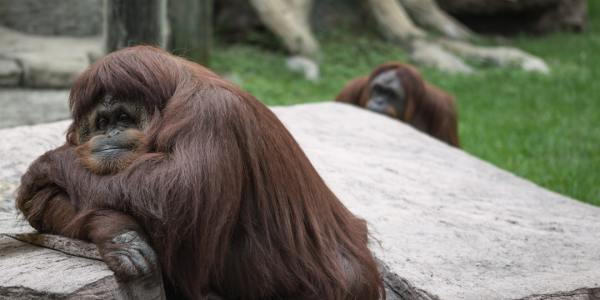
xmin=0 ymin=27 xmax=102 ymax=88
xmin=0 ymin=213 xmax=165 ymax=299
xmin=0 ymin=89 xmax=71 ymax=129
xmin=1 ymin=102 xmax=599 ymax=299
xmin=0 ymin=0 xmax=102 ymax=37
xmin=0 ymin=121 xmax=68 ymax=212
xmin=0 ymin=59 xmax=21 ymax=86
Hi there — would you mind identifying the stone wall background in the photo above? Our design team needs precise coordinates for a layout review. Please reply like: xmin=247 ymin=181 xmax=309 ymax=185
xmin=0 ymin=0 xmax=103 ymax=37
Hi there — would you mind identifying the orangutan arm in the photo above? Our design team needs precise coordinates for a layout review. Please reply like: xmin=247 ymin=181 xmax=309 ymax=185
xmin=16 ymin=147 xmax=158 ymax=280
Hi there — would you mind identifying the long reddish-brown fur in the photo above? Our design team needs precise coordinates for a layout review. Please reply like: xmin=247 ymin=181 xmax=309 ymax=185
xmin=16 ymin=46 xmax=384 ymax=300
xmin=335 ymin=62 xmax=460 ymax=147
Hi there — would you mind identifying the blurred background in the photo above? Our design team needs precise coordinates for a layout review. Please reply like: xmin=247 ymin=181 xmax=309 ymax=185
xmin=0 ymin=0 xmax=597 ymax=205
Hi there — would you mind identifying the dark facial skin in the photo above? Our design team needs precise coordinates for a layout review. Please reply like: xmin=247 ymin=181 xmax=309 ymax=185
xmin=366 ymin=69 xmax=406 ymax=119
xmin=76 ymin=95 xmax=149 ymax=174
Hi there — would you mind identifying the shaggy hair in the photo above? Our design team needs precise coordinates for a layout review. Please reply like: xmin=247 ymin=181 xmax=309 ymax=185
xmin=17 ymin=46 xmax=384 ymax=300
xmin=336 ymin=62 xmax=460 ymax=147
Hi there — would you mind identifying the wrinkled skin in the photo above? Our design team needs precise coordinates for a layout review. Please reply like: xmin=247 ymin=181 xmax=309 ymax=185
xmin=75 ymin=95 xmax=149 ymax=175
xmin=366 ymin=69 xmax=406 ymax=118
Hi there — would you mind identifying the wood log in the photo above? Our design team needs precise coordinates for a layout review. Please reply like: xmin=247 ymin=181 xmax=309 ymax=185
xmin=248 ymin=0 xmax=320 ymax=59
xmin=366 ymin=0 xmax=425 ymax=42
xmin=399 ymin=0 xmax=474 ymax=40
xmin=169 ymin=0 xmax=213 ymax=65
xmin=104 ymin=0 xmax=168 ymax=52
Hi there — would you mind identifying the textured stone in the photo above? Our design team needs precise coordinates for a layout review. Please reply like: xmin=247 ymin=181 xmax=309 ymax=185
xmin=0 ymin=59 xmax=22 ymax=86
xmin=0 ymin=27 xmax=102 ymax=88
xmin=0 ymin=103 xmax=599 ymax=299
xmin=0 ymin=0 xmax=102 ymax=37
xmin=0 ymin=120 xmax=70 ymax=212
xmin=0 ymin=213 xmax=166 ymax=299
xmin=19 ymin=53 xmax=89 ymax=89
xmin=286 ymin=56 xmax=320 ymax=81
xmin=0 ymin=89 xmax=70 ymax=129
xmin=273 ymin=103 xmax=600 ymax=299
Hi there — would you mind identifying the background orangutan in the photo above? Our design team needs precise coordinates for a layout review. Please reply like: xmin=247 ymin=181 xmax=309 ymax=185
xmin=16 ymin=46 xmax=384 ymax=300
xmin=335 ymin=62 xmax=460 ymax=147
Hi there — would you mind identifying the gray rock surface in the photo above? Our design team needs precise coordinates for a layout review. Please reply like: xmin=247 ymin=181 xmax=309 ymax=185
xmin=274 ymin=103 xmax=600 ymax=299
xmin=0 ymin=120 xmax=70 ymax=212
xmin=0 ymin=212 xmax=166 ymax=299
xmin=0 ymin=103 xmax=599 ymax=299
xmin=0 ymin=89 xmax=71 ymax=129
xmin=285 ymin=56 xmax=320 ymax=81
xmin=0 ymin=59 xmax=21 ymax=86
xmin=0 ymin=27 xmax=102 ymax=88
xmin=0 ymin=0 xmax=102 ymax=37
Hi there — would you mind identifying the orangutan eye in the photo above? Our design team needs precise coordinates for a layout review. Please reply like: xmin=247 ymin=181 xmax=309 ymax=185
xmin=96 ymin=117 xmax=108 ymax=130
xmin=373 ymin=85 xmax=391 ymax=96
xmin=118 ymin=113 xmax=131 ymax=123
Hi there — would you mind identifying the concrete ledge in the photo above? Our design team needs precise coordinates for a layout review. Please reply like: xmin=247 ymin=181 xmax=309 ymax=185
xmin=0 ymin=89 xmax=70 ymax=129
xmin=1 ymin=103 xmax=599 ymax=299
xmin=0 ymin=27 xmax=102 ymax=88
xmin=0 ymin=59 xmax=21 ymax=86
xmin=0 ymin=0 xmax=102 ymax=37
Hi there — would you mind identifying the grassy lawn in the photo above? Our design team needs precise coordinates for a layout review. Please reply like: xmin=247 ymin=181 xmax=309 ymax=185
xmin=211 ymin=2 xmax=600 ymax=206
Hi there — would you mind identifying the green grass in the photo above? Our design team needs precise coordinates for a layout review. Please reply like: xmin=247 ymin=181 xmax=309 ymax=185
xmin=211 ymin=2 xmax=600 ymax=206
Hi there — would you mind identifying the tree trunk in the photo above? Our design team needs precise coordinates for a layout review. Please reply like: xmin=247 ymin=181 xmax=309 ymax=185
xmin=399 ymin=0 xmax=474 ymax=40
xmin=249 ymin=0 xmax=319 ymax=59
xmin=169 ymin=0 xmax=213 ymax=65
xmin=366 ymin=0 xmax=425 ymax=42
xmin=409 ymin=39 xmax=474 ymax=74
xmin=104 ymin=0 xmax=169 ymax=52
xmin=439 ymin=39 xmax=549 ymax=73
xmin=364 ymin=0 xmax=550 ymax=74
xmin=243 ymin=0 xmax=552 ymax=75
